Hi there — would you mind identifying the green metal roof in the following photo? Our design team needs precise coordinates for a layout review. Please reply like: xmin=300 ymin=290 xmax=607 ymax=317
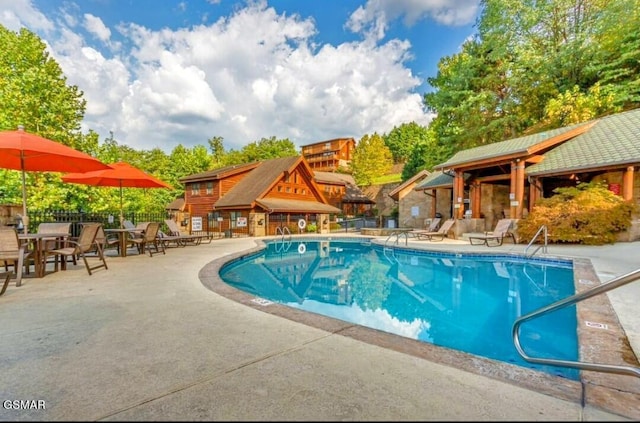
xmin=414 ymin=170 xmax=454 ymax=190
xmin=527 ymin=108 xmax=640 ymax=176
xmin=434 ymin=121 xmax=589 ymax=169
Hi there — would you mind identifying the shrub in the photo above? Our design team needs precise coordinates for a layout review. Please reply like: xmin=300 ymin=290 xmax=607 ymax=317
xmin=518 ymin=182 xmax=637 ymax=245
xmin=306 ymin=222 xmax=317 ymax=233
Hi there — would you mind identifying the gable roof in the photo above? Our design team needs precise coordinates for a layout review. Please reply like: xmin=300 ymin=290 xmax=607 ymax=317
xmin=343 ymin=184 xmax=375 ymax=204
xmin=414 ymin=170 xmax=454 ymax=190
xmin=527 ymin=108 xmax=640 ymax=176
xmin=214 ymin=156 xmax=303 ymax=208
xmin=434 ymin=120 xmax=595 ymax=170
xmin=389 ymin=169 xmax=430 ymax=199
xmin=313 ymin=171 xmax=356 ymax=185
xmin=179 ymin=162 xmax=259 ymax=183
xmin=165 ymin=198 xmax=185 ymax=211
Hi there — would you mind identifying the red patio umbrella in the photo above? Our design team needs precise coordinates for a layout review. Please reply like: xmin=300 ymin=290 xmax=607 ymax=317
xmin=0 ymin=125 xmax=111 ymax=233
xmin=61 ymin=162 xmax=172 ymax=227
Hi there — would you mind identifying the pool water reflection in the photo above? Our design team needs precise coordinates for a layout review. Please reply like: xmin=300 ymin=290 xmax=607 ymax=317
xmin=219 ymin=239 xmax=579 ymax=380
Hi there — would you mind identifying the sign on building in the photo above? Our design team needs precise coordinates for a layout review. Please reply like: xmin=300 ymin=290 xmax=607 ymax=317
xmin=191 ymin=216 xmax=203 ymax=231
xmin=236 ymin=217 xmax=247 ymax=227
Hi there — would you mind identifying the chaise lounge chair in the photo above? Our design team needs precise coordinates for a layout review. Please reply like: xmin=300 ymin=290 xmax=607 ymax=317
xmin=411 ymin=218 xmax=455 ymax=241
xmin=408 ymin=217 xmax=441 ymax=240
xmin=164 ymin=219 xmax=208 ymax=245
xmin=468 ymin=219 xmax=516 ymax=247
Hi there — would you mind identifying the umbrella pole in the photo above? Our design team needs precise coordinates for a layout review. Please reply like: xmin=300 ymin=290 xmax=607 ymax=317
xmin=119 ymin=183 xmax=124 ymax=228
xmin=20 ymin=156 xmax=29 ymax=234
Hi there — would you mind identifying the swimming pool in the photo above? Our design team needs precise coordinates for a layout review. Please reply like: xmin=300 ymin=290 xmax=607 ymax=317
xmin=219 ymin=238 xmax=579 ymax=380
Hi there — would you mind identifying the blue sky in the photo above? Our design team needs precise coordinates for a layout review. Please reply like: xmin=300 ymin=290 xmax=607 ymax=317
xmin=1 ymin=0 xmax=480 ymax=152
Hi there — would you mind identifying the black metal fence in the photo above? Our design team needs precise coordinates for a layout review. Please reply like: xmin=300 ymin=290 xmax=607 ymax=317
xmin=26 ymin=210 xmax=171 ymax=237
xmin=21 ymin=210 xmax=391 ymax=237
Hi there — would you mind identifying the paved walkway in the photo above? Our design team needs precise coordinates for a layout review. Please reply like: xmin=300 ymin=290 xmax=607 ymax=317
xmin=0 ymin=235 xmax=638 ymax=421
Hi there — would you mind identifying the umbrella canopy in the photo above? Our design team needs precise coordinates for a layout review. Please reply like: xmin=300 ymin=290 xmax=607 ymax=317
xmin=0 ymin=125 xmax=111 ymax=232
xmin=61 ymin=162 xmax=172 ymax=227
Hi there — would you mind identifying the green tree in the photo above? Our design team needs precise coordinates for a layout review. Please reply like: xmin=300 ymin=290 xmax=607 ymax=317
xmin=542 ymin=83 xmax=618 ymax=127
xmin=223 ymin=136 xmax=297 ymax=166
xmin=0 ymin=26 xmax=86 ymax=144
xmin=586 ymin=0 xmax=640 ymax=108
xmin=0 ymin=25 xmax=89 ymax=209
xmin=350 ymin=133 xmax=393 ymax=186
xmin=383 ymin=122 xmax=430 ymax=164
xmin=400 ymin=127 xmax=443 ymax=181
xmin=424 ymin=0 xmax=638 ymax=155
xmin=208 ymin=136 xmax=226 ymax=168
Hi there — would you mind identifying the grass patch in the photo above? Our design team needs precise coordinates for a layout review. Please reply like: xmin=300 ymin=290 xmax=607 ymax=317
xmin=372 ymin=173 xmax=402 ymax=184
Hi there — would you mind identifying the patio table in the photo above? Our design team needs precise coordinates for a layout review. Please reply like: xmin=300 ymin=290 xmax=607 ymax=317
xmin=104 ymin=228 xmax=144 ymax=258
xmin=18 ymin=232 xmax=69 ymax=279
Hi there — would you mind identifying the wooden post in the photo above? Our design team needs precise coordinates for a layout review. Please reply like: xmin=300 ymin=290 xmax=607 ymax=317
xmin=623 ymin=166 xmax=634 ymax=201
xmin=509 ymin=161 xmax=517 ymax=219
xmin=515 ymin=160 xmax=525 ymax=218
xmin=528 ymin=177 xmax=543 ymax=210
xmin=472 ymin=181 xmax=481 ymax=218
xmin=454 ymin=171 xmax=465 ymax=219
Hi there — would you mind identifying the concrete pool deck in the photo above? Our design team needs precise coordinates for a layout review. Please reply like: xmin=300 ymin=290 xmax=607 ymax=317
xmin=0 ymin=234 xmax=638 ymax=421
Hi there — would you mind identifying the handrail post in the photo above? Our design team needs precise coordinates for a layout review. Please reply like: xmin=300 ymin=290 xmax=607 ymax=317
xmin=513 ymin=267 xmax=640 ymax=377
xmin=524 ymin=225 xmax=547 ymax=257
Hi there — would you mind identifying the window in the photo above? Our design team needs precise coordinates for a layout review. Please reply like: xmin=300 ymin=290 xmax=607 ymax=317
xmin=191 ymin=183 xmax=200 ymax=196
xmin=286 ymin=187 xmax=291 ymax=193
xmin=277 ymin=185 xmax=282 ymax=192
xmin=324 ymin=142 xmax=331 ymax=150
xmin=206 ymin=182 xmax=213 ymax=195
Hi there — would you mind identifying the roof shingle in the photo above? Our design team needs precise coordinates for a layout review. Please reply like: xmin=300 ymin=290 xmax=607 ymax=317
xmin=527 ymin=108 xmax=640 ymax=176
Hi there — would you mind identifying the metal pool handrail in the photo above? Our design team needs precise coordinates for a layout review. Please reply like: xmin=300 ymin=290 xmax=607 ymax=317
xmin=385 ymin=230 xmax=409 ymax=247
xmin=512 ymin=267 xmax=640 ymax=378
xmin=524 ymin=225 xmax=547 ymax=257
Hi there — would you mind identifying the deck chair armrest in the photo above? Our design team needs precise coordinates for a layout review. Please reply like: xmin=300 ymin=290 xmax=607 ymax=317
xmin=19 ymin=243 xmax=32 ymax=258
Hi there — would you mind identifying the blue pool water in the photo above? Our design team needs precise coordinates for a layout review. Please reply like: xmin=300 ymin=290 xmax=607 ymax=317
xmin=219 ymin=238 xmax=579 ymax=380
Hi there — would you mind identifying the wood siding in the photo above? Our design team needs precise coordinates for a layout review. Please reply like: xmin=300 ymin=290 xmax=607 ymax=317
xmin=184 ymin=168 xmax=254 ymax=216
xmin=301 ymin=138 xmax=355 ymax=171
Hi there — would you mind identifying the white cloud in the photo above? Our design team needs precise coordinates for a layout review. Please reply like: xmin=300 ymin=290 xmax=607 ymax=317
xmin=83 ymin=13 xmax=111 ymax=42
xmin=0 ymin=0 xmax=53 ymax=32
xmin=0 ymin=0 xmax=435 ymax=152
xmin=347 ymin=0 xmax=480 ymax=41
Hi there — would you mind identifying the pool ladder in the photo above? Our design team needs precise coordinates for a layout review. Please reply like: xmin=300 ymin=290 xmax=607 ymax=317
xmin=385 ymin=230 xmax=409 ymax=247
xmin=512 ymin=267 xmax=640 ymax=378
xmin=274 ymin=226 xmax=292 ymax=253
xmin=524 ymin=225 xmax=548 ymax=257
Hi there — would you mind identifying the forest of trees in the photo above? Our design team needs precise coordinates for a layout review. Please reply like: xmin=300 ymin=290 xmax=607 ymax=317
xmin=1 ymin=0 xmax=639 ymax=214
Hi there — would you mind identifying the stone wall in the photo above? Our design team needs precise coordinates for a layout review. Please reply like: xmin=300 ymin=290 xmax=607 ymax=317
xmin=364 ymin=183 xmax=400 ymax=218
xmin=398 ymin=188 xmax=433 ymax=229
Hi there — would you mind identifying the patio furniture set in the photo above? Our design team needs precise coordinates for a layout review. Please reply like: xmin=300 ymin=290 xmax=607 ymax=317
xmin=406 ymin=217 xmax=517 ymax=246
xmin=0 ymin=219 xmax=214 ymax=296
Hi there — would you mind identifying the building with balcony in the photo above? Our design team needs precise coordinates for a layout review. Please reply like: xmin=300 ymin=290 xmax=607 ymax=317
xmin=301 ymin=138 xmax=355 ymax=172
